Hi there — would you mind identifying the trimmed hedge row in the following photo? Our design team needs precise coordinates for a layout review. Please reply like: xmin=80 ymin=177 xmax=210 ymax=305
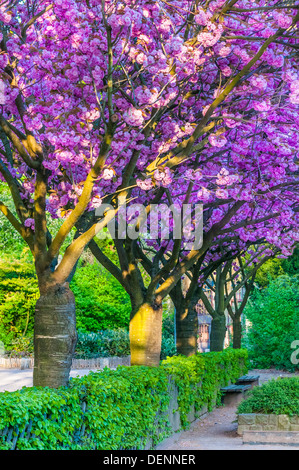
xmin=0 ymin=349 xmax=248 ymax=450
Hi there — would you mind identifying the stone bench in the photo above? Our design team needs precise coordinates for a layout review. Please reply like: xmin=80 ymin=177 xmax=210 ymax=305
xmin=220 ymin=384 xmax=251 ymax=406
xmin=236 ymin=375 xmax=260 ymax=388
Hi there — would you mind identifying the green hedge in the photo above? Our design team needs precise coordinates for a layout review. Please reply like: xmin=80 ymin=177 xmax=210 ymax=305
xmin=0 ymin=349 xmax=248 ymax=450
xmin=237 ymin=377 xmax=299 ymax=416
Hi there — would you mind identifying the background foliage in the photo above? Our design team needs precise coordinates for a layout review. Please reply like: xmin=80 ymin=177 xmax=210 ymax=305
xmin=237 ymin=377 xmax=299 ymax=416
xmin=244 ymin=275 xmax=299 ymax=371
xmin=70 ymin=260 xmax=131 ymax=332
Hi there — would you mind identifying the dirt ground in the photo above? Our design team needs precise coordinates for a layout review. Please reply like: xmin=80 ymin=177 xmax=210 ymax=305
xmin=0 ymin=367 xmax=298 ymax=450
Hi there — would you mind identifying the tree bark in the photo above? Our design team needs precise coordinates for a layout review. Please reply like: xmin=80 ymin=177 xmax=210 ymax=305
xmin=232 ymin=315 xmax=242 ymax=349
xmin=129 ymin=301 xmax=163 ymax=367
xmin=33 ymin=283 xmax=77 ymax=388
xmin=176 ymin=302 xmax=198 ymax=357
xmin=210 ymin=314 xmax=226 ymax=352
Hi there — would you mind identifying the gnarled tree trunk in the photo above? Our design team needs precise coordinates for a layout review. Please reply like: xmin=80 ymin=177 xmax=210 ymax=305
xmin=209 ymin=313 xmax=226 ymax=352
xmin=33 ymin=283 xmax=77 ymax=388
xmin=176 ymin=302 xmax=198 ymax=357
xmin=232 ymin=315 xmax=242 ymax=349
xmin=129 ymin=300 xmax=163 ymax=367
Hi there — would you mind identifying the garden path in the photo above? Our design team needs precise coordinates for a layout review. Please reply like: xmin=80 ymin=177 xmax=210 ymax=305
xmin=156 ymin=369 xmax=299 ymax=450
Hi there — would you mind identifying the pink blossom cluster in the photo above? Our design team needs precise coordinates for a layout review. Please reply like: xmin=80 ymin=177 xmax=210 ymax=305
xmin=0 ymin=0 xmax=297 ymax=261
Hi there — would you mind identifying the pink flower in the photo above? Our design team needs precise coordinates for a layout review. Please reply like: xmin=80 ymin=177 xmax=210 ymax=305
xmin=153 ymin=167 xmax=172 ymax=187
xmin=124 ymin=107 xmax=144 ymax=127
xmin=24 ymin=218 xmax=35 ymax=230
xmin=274 ymin=13 xmax=293 ymax=29
xmin=136 ymin=178 xmax=153 ymax=191
xmin=102 ymin=168 xmax=115 ymax=180
xmin=194 ymin=8 xmax=208 ymax=26
xmin=216 ymin=168 xmax=229 ymax=185
xmin=216 ymin=188 xmax=228 ymax=199
xmin=209 ymin=134 xmax=227 ymax=148
xmin=197 ymin=187 xmax=210 ymax=202
xmin=221 ymin=66 xmax=232 ymax=77
xmin=250 ymin=75 xmax=267 ymax=91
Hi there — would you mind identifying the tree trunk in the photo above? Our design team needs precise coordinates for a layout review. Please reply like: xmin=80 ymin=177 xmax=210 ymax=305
xmin=33 ymin=284 xmax=77 ymax=388
xmin=210 ymin=314 xmax=226 ymax=352
xmin=232 ymin=315 xmax=242 ymax=349
xmin=176 ymin=303 xmax=198 ymax=356
xmin=129 ymin=301 xmax=163 ymax=367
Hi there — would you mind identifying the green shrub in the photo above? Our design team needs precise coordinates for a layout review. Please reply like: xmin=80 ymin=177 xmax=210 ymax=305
xmin=70 ymin=261 xmax=131 ymax=332
xmin=75 ymin=329 xmax=130 ymax=358
xmin=160 ymin=335 xmax=176 ymax=360
xmin=0 ymin=349 xmax=248 ymax=450
xmin=237 ymin=377 xmax=299 ymax=416
xmin=160 ymin=312 xmax=176 ymax=360
xmin=244 ymin=275 xmax=299 ymax=371
xmin=0 ymin=258 xmax=38 ymax=350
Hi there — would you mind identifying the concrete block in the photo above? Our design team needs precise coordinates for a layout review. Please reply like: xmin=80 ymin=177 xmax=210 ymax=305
xmin=278 ymin=415 xmax=290 ymax=431
xmin=187 ymin=404 xmax=195 ymax=424
xmin=268 ymin=415 xmax=278 ymax=426
xmin=101 ymin=358 xmax=109 ymax=368
xmin=169 ymin=410 xmax=181 ymax=432
xmin=243 ymin=431 xmax=299 ymax=446
xmin=238 ymin=414 xmax=256 ymax=426
xmin=20 ymin=358 xmax=31 ymax=370
xmin=237 ymin=425 xmax=247 ymax=436
xmin=290 ymin=416 xmax=299 ymax=424
xmin=196 ymin=405 xmax=208 ymax=418
xmin=256 ymin=414 xmax=269 ymax=426
xmin=263 ymin=425 xmax=277 ymax=431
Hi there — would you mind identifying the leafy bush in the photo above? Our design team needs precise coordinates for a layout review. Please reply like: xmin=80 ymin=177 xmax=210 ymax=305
xmin=0 ymin=349 xmax=248 ymax=450
xmin=75 ymin=329 xmax=130 ymax=358
xmin=244 ymin=275 xmax=299 ymax=371
xmin=0 ymin=256 xmax=131 ymax=351
xmin=254 ymin=246 xmax=299 ymax=288
xmin=0 ymin=258 xmax=38 ymax=350
xmin=160 ymin=312 xmax=176 ymax=360
xmin=237 ymin=377 xmax=299 ymax=416
xmin=70 ymin=261 xmax=131 ymax=332
xmin=160 ymin=335 xmax=176 ymax=360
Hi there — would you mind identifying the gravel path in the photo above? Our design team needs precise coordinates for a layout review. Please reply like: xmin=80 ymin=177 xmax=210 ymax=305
xmin=0 ymin=367 xmax=298 ymax=450
xmin=0 ymin=368 xmax=97 ymax=392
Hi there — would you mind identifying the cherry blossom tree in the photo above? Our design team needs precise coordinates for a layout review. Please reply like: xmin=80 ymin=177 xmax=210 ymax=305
xmin=0 ymin=0 xmax=298 ymax=386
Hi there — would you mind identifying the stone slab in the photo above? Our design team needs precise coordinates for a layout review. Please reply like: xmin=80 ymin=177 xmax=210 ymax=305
xmin=242 ymin=431 xmax=299 ymax=446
